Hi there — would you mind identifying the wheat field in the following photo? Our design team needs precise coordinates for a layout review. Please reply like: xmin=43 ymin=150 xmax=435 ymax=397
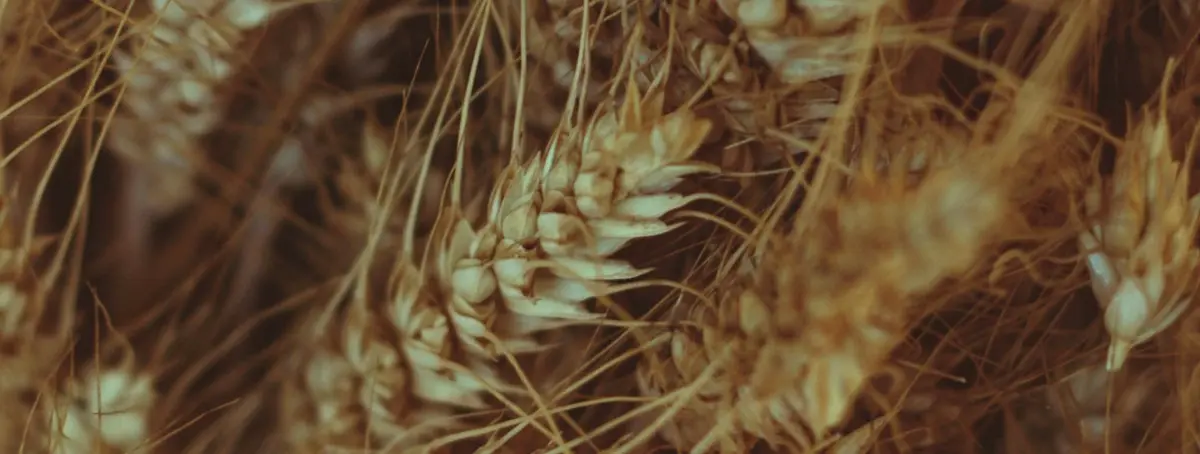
xmin=0 ymin=0 xmax=1198 ymax=452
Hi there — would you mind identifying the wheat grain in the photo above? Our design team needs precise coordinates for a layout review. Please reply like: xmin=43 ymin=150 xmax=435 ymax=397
xmin=44 ymin=362 xmax=157 ymax=454
xmin=1079 ymin=113 xmax=1200 ymax=371
xmin=1035 ymin=364 xmax=1167 ymax=453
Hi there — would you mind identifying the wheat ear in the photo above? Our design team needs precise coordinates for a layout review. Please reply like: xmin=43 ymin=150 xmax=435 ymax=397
xmin=288 ymin=258 xmax=518 ymax=451
xmin=288 ymin=85 xmax=715 ymax=450
xmin=721 ymin=0 xmax=890 ymax=85
xmin=0 ymin=180 xmax=59 ymax=452
xmin=1079 ymin=112 xmax=1200 ymax=371
xmin=664 ymin=0 xmax=878 ymax=161
xmin=44 ymin=360 xmax=157 ymax=454
xmin=107 ymin=0 xmax=273 ymax=217
xmin=1039 ymin=364 xmax=1164 ymax=452
xmin=440 ymin=86 xmax=714 ymax=348
xmin=638 ymin=164 xmax=1006 ymax=451
xmin=0 ymin=175 xmax=153 ymax=453
xmin=0 ymin=162 xmax=69 ymax=453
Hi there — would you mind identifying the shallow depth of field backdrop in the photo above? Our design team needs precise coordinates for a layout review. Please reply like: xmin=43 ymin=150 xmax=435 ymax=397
xmin=1 ymin=0 xmax=1199 ymax=453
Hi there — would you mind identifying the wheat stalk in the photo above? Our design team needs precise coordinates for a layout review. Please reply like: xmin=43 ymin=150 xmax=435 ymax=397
xmin=1079 ymin=112 xmax=1200 ymax=371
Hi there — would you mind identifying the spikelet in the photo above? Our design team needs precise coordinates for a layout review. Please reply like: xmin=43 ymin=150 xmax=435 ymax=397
xmin=285 ymin=258 xmax=510 ymax=451
xmin=330 ymin=119 xmax=447 ymax=246
xmin=512 ymin=0 xmax=865 ymax=164
xmin=673 ymin=0 xmax=889 ymax=163
xmin=680 ymin=1 xmax=842 ymax=142
xmin=519 ymin=0 xmax=635 ymax=98
xmin=0 ymin=165 xmax=74 ymax=452
xmin=719 ymin=0 xmax=890 ymax=85
xmin=44 ymin=360 xmax=157 ymax=454
xmin=638 ymin=163 xmax=1006 ymax=451
xmin=1037 ymin=364 xmax=1166 ymax=453
xmin=107 ymin=0 xmax=273 ymax=217
xmin=1079 ymin=113 xmax=1200 ymax=371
